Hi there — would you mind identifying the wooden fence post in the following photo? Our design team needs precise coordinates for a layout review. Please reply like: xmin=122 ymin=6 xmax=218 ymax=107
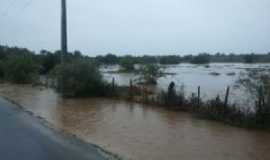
xmin=45 ymin=76 xmax=49 ymax=88
xmin=224 ymin=86 xmax=230 ymax=108
xmin=197 ymin=86 xmax=200 ymax=107
xmin=129 ymin=79 xmax=133 ymax=99
xmin=112 ymin=77 xmax=115 ymax=91
xmin=258 ymin=85 xmax=263 ymax=109
xmin=143 ymin=85 xmax=148 ymax=103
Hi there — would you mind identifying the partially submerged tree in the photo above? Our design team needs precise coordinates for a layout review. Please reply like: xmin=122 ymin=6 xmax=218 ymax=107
xmin=141 ymin=64 xmax=160 ymax=85
xmin=237 ymin=69 xmax=270 ymax=128
xmin=120 ymin=56 xmax=135 ymax=72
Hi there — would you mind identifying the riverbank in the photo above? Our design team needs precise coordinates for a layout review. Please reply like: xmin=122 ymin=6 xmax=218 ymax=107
xmin=0 ymin=96 xmax=122 ymax=160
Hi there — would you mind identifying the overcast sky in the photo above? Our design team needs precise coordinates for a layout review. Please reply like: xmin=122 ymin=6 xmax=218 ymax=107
xmin=0 ymin=0 xmax=270 ymax=56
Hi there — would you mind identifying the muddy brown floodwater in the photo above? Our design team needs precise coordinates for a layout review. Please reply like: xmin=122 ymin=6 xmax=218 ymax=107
xmin=0 ymin=83 xmax=270 ymax=160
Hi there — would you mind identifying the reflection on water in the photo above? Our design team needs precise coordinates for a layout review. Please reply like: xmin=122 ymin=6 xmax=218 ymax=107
xmin=1 ymin=84 xmax=270 ymax=160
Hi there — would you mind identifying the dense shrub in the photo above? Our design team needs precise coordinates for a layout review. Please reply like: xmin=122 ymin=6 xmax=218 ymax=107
xmin=120 ymin=56 xmax=135 ymax=71
xmin=141 ymin=64 xmax=160 ymax=84
xmin=4 ymin=55 xmax=38 ymax=84
xmin=53 ymin=60 xmax=109 ymax=97
xmin=39 ymin=50 xmax=61 ymax=74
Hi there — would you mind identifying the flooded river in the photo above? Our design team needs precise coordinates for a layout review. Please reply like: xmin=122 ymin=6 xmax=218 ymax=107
xmin=103 ymin=63 xmax=270 ymax=106
xmin=0 ymin=83 xmax=270 ymax=160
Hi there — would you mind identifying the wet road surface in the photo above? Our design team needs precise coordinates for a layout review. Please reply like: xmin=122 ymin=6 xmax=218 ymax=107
xmin=0 ymin=97 xmax=112 ymax=160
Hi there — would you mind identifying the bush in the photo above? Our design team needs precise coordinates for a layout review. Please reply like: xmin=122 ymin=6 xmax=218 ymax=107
xmin=141 ymin=64 xmax=160 ymax=84
xmin=53 ymin=60 xmax=109 ymax=97
xmin=39 ymin=50 xmax=61 ymax=74
xmin=4 ymin=55 xmax=38 ymax=83
xmin=120 ymin=56 xmax=135 ymax=71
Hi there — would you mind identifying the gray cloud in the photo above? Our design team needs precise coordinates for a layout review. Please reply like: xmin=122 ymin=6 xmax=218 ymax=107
xmin=0 ymin=0 xmax=270 ymax=56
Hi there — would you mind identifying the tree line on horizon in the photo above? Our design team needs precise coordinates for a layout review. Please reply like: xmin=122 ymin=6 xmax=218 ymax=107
xmin=1 ymin=45 xmax=270 ymax=68
xmin=96 ymin=52 xmax=270 ymax=64
xmin=1 ymin=44 xmax=270 ymax=85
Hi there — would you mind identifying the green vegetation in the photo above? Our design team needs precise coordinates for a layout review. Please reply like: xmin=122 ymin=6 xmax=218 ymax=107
xmin=0 ymin=46 xmax=38 ymax=83
xmin=126 ymin=69 xmax=270 ymax=129
xmin=52 ymin=60 xmax=109 ymax=97
xmin=1 ymin=44 xmax=270 ymax=129
xmin=132 ymin=81 xmax=270 ymax=129
xmin=244 ymin=53 xmax=256 ymax=63
xmin=190 ymin=53 xmax=210 ymax=64
xmin=140 ymin=64 xmax=160 ymax=85
xmin=237 ymin=69 xmax=270 ymax=127
xmin=1 ymin=45 xmax=270 ymax=77
xmin=119 ymin=56 xmax=135 ymax=71
xmin=4 ymin=55 xmax=38 ymax=84
xmin=159 ymin=55 xmax=181 ymax=64
xmin=95 ymin=53 xmax=270 ymax=64
xmin=96 ymin=53 xmax=119 ymax=65
xmin=39 ymin=50 xmax=61 ymax=74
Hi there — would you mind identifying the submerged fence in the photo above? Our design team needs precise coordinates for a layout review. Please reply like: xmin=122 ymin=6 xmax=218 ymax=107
xmin=111 ymin=78 xmax=270 ymax=129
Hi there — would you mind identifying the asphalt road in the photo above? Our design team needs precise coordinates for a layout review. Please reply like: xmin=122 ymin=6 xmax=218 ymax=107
xmin=0 ymin=97 xmax=112 ymax=160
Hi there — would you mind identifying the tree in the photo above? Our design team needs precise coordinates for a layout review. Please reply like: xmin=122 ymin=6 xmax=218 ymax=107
xmin=159 ymin=55 xmax=181 ymax=64
xmin=39 ymin=50 xmax=60 ymax=74
xmin=120 ymin=56 xmax=135 ymax=71
xmin=182 ymin=55 xmax=193 ymax=62
xmin=237 ymin=69 xmax=270 ymax=127
xmin=138 ymin=55 xmax=157 ymax=64
xmin=244 ymin=54 xmax=255 ymax=63
xmin=104 ymin=53 xmax=118 ymax=64
xmin=74 ymin=50 xmax=82 ymax=58
xmin=96 ymin=53 xmax=119 ymax=64
xmin=4 ymin=55 xmax=38 ymax=84
xmin=190 ymin=53 xmax=210 ymax=64
xmin=53 ymin=60 xmax=108 ymax=97
xmin=141 ymin=64 xmax=160 ymax=84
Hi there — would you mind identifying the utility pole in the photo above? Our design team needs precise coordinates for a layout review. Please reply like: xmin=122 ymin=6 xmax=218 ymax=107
xmin=61 ymin=0 xmax=68 ymax=63
xmin=60 ymin=0 xmax=67 ymax=96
